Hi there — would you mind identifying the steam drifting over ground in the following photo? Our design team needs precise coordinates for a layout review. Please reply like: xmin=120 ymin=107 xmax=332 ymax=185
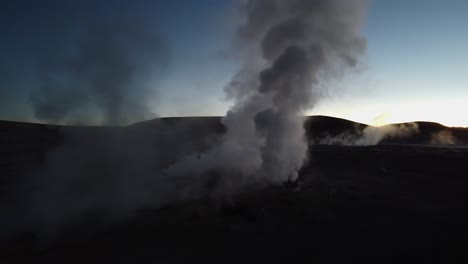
xmin=318 ymin=123 xmax=420 ymax=146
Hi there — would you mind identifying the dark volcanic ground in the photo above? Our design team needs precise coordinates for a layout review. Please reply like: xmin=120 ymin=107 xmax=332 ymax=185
xmin=1 ymin=116 xmax=468 ymax=263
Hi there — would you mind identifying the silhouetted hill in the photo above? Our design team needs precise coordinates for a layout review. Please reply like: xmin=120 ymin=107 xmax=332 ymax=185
xmin=304 ymin=115 xmax=368 ymax=143
xmin=133 ymin=115 xmax=468 ymax=146
xmin=1 ymin=115 xmax=467 ymax=188
xmin=378 ymin=121 xmax=468 ymax=145
xmin=2 ymin=116 xmax=468 ymax=158
xmin=2 ymin=115 xmax=468 ymax=190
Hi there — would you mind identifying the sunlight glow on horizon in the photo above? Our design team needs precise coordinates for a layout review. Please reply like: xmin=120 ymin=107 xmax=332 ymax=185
xmin=21 ymin=95 xmax=468 ymax=128
xmin=309 ymin=97 xmax=468 ymax=128
xmin=154 ymin=96 xmax=468 ymax=128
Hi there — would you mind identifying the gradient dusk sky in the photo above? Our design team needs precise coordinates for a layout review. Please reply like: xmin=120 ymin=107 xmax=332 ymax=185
xmin=1 ymin=0 xmax=468 ymax=126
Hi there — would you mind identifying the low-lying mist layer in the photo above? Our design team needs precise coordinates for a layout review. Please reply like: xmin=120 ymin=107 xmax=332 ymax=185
xmin=316 ymin=123 xmax=420 ymax=146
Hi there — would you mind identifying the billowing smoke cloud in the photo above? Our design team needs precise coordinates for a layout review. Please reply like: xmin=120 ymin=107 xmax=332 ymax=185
xmin=30 ymin=8 xmax=169 ymax=125
xmin=165 ymin=0 xmax=368 ymax=186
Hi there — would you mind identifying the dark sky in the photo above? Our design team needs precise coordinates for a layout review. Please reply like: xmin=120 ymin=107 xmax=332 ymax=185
xmin=1 ymin=0 xmax=468 ymax=126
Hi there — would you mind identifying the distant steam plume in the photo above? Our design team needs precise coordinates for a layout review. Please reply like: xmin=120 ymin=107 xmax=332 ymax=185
xmin=166 ymin=0 xmax=368 ymax=187
xmin=30 ymin=13 xmax=169 ymax=125
xmin=431 ymin=130 xmax=456 ymax=145
xmin=356 ymin=123 xmax=420 ymax=145
xmin=354 ymin=113 xmax=415 ymax=145
xmin=317 ymin=123 xmax=420 ymax=146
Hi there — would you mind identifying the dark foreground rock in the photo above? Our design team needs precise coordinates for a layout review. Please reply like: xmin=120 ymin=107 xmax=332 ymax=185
xmin=1 ymin=117 xmax=468 ymax=263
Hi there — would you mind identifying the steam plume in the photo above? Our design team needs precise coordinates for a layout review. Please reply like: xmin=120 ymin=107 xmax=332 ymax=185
xmin=431 ymin=130 xmax=456 ymax=145
xmin=356 ymin=123 xmax=420 ymax=145
xmin=317 ymin=123 xmax=420 ymax=146
xmin=166 ymin=0 xmax=368 ymax=187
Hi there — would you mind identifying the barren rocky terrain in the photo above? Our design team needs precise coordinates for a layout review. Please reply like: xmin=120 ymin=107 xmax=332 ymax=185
xmin=1 ymin=116 xmax=468 ymax=263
